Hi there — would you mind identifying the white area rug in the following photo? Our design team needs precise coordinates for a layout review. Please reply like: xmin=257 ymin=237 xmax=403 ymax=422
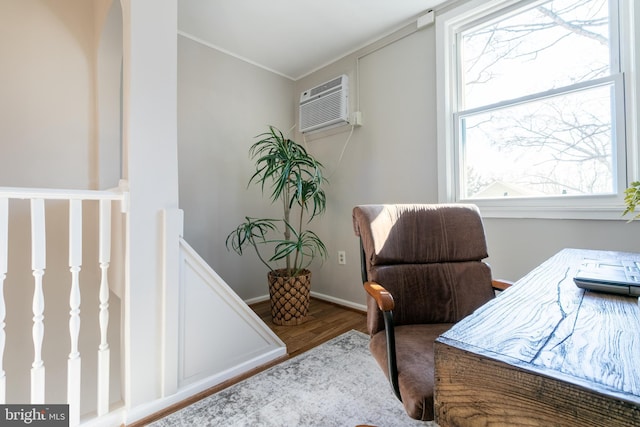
xmin=150 ymin=330 xmax=435 ymax=426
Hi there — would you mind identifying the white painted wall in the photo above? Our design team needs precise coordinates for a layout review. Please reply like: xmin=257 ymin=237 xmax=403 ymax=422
xmin=175 ymin=239 xmax=284 ymax=391
xmin=96 ymin=0 xmax=123 ymax=190
xmin=0 ymin=1 xmax=94 ymax=189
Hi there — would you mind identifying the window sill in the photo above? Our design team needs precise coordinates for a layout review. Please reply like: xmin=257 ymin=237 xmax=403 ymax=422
xmin=462 ymin=201 xmax=629 ymax=220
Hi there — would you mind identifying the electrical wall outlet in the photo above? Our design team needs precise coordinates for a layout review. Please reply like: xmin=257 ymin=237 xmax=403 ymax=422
xmin=337 ymin=250 xmax=346 ymax=265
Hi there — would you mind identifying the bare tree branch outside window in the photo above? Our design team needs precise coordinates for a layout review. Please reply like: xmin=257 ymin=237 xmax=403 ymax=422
xmin=457 ymin=0 xmax=615 ymax=199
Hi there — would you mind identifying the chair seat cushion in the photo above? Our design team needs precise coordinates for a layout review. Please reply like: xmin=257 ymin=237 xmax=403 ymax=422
xmin=370 ymin=323 xmax=454 ymax=421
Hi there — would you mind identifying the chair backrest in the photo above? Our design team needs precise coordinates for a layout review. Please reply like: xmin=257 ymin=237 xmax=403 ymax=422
xmin=353 ymin=204 xmax=495 ymax=335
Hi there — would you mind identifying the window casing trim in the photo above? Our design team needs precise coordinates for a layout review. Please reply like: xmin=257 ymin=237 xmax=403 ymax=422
xmin=436 ymin=0 xmax=638 ymax=220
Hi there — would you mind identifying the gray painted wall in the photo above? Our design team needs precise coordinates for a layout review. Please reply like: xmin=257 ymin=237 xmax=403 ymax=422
xmin=177 ymin=36 xmax=295 ymax=300
xmin=178 ymin=4 xmax=640 ymax=307
xmin=294 ymin=10 xmax=640 ymax=306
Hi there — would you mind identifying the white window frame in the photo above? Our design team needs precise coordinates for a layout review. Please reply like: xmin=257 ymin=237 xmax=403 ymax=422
xmin=436 ymin=0 xmax=639 ymax=219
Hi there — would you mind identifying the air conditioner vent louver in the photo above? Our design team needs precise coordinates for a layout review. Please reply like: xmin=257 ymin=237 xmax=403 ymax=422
xmin=299 ymin=75 xmax=349 ymax=133
xmin=310 ymin=76 xmax=342 ymax=97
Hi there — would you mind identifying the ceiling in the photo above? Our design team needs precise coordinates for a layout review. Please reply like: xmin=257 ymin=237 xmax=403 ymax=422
xmin=177 ymin=0 xmax=449 ymax=81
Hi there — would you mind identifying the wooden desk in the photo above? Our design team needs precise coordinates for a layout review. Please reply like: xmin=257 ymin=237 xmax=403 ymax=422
xmin=434 ymin=248 xmax=640 ymax=427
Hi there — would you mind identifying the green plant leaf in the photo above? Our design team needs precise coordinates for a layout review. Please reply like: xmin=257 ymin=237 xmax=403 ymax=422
xmin=225 ymin=217 xmax=280 ymax=271
xmin=623 ymin=181 xmax=640 ymax=222
xmin=226 ymin=125 xmax=328 ymax=275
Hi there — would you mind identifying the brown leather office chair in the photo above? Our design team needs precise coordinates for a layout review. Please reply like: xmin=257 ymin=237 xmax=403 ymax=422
xmin=352 ymin=204 xmax=510 ymax=421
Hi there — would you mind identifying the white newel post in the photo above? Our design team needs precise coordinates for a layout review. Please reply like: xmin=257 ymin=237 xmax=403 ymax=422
xmin=68 ymin=199 xmax=82 ymax=426
xmin=30 ymin=198 xmax=46 ymax=403
xmin=97 ymin=199 xmax=111 ymax=416
xmin=121 ymin=0 xmax=179 ymax=412
xmin=0 ymin=198 xmax=7 ymax=403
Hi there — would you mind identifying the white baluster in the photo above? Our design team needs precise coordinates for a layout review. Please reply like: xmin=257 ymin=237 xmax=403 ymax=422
xmin=0 ymin=198 xmax=8 ymax=403
xmin=30 ymin=199 xmax=46 ymax=403
xmin=97 ymin=200 xmax=111 ymax=415
xmin=68 ymin=200 xmax=82 ymax=426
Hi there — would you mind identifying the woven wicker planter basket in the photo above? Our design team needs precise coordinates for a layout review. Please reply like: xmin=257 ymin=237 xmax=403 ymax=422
xmin=268 ymin=269 xmax=311 ymax=326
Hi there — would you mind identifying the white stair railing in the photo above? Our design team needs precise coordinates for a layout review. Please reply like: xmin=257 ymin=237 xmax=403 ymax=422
xmin=30 ymin=198 xmax=46 ymax=404
xmin=68 ymin=198 xmax=82 ymax=425
xmin=97 ymin=199 xmax=111 ymax=417
xmin=0 ymin=184 xmax=127 ymax=426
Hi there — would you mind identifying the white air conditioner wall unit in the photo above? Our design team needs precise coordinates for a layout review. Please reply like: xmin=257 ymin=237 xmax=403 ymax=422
xmin=299 ymin=74 xmax=349 ymax=133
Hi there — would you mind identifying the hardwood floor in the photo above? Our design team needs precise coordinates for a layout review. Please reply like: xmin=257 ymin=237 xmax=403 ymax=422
xmin=251 ymin=297 xmax=368 ymax=358
xmin=128 ymin=298 xmax=367 ymax=426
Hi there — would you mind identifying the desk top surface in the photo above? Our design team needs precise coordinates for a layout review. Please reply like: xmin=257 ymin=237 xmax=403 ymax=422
xmin=437 ymin=248 xmax=640 ymax=405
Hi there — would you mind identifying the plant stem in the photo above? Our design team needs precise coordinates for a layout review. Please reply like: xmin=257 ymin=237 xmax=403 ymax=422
xmin=292 ymin=197 xmax=305 ymax=275
xmin=282 ymin=178 xmax=291 ymax=274
xmin=252 ymin=238 xmax=273 ymax=272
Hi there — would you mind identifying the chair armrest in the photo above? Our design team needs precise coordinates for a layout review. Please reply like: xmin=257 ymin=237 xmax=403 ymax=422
xmin=492 ymin=279 xmax=513 ymax=292
xmin=364 ymin=282 xmax=395 ymax=311
xmin=363 ymin=281 xmax=401 ymax=401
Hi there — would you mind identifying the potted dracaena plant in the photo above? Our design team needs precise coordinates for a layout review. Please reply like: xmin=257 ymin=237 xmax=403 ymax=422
xmin=623 ymin=181 xmax=640 ymax=222
xmin=226 ymin=126 xmax=328 ymax=325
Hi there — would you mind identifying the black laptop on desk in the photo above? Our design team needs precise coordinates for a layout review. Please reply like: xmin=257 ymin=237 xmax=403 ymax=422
xmin=574 ymin=259 xmax=640 ymax=297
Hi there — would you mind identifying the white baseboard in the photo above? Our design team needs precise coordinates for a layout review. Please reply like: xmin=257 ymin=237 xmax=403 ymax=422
xmin=244 ymin=294 xmax=270 ymax=305
xmin=80 ymin=407 xmax=125 ymax=427
xmin=310 ymin=291 xmax=366 ymax=312
xmin=245 ymin=292 xmax=366 ymax=312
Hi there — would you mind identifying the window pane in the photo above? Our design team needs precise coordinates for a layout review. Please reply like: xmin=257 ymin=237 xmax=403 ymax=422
xmin=461 ymin=0 xmax=610 ymax=109
xmin=461 ymin=83 xmax=614 ymax=199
